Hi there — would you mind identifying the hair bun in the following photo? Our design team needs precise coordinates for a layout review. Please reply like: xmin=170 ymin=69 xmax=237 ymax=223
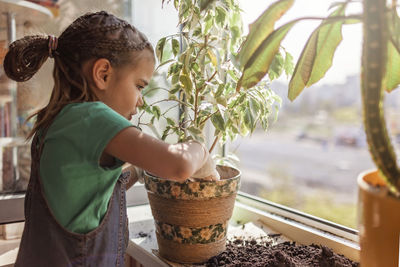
xmin=4 ymin=35 xmax=49 ymax=82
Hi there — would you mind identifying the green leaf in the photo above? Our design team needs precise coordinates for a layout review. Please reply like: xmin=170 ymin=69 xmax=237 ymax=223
xmin=166 ymin=117 xmax=176 ymax=126
xmin=172 ymin=74 xmax=179 ymax=85
xmin=215 ymin=84 xmax=225 ymax=97
xmin=152 ymin=106 xmax=161 ymax=119
xmin=179 ymin=71 xmax=193 ymax=95
xmin=239 ymin=113 xmax=249 ymax=136
xmin=230 ymin=26 xmax=241 ymax=46
xmin=207 ymin=49 xmax=218 ymax=66
xmin=171 ymin=39 xmax=180 ymax=57
xmin=229 ymin=8 xmax=242 ymax=27
xmin=385 ymin=40 xmax=400 ymax=92
xmin=182 ymin=47 xmax=193 ymax=74
xmin=156 ymin=37 xmax=167 ymax=63
xmin=261 ymin=116 xmax=269 ymax=130
xmin=200 ymin=0 xmax=216 ymax=11
xmin=161 ymin=126 xmax=171 ymax=141
xmin=287 ymin=29 xmax=318 ymax=100
xmin=307 ymin=8 xmax=345 ymax=85
xmin=268 ymin=52 xmax=284 ymax=80
xmin=283 ymin=52 xmax=294 ymax=76
xmin=238 ymin=0 xmax=294 ymax=68
xmin=168 ymin=63 xmax=181 ymax=77
xmin=215 ymin=6 xmax=227 ymax=26
xmin=187 ymin=126 xmax=202 ymax=135
xmin=193 ymin=27 xmax=202 ymax=37
xmin=388 ymin=9 xmax=400 ymax=54
xmin=244 ymin=105 xmax=255 ymax=132
xmin=168 ymin=94 xmax=178 ymax=100
xmin=237 ymin=21 xmax=297 ymax=91
xmin=157 ymin=59 xmax=175 ymax=71
xmin=203 ymin=13 xmax=213 ymax=34
xmin=216 ymin=97 xmax=227 ymax=107
xmin=211 ymin=112 xmax=225 ymax=131
xmin=328 ymin=1 xmax=345 ymax=11
xmin=288 ymin=8 xmax=345 ymax=101
xmin=249 ymin=97 xmax=261 ymax=118
xmin=170 ymin=84 xmax=181 ymax=94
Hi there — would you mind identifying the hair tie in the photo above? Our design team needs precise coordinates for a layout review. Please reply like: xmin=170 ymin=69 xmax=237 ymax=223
xmin=48 ymin=35 xmax=58 ymax=58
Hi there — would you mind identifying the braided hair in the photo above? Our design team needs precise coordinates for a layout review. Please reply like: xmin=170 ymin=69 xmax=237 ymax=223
xmin=3 ymin=11 xmax=154 ymax=139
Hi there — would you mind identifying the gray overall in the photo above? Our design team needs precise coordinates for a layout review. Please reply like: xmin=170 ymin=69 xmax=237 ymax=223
xmin=15 ymin=133 xmax=130 ymax=267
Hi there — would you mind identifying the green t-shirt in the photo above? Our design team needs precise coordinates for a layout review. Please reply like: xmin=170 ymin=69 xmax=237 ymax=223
xmin=40 ymin=102 xmax=133 ymax=234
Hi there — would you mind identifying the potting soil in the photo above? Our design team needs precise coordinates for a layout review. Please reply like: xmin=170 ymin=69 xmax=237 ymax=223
xmin=205 ymin=238 xmax=359 ymax=267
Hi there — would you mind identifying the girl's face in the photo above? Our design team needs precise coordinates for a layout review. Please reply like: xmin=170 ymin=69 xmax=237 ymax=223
xmin=102 ymin=50 xmax=155 ymax=120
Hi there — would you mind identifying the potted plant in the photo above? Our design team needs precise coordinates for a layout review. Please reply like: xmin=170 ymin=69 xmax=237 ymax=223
xmin=235 ymin=0 xmax=400 ymax=266
xmin=136 ymin=0 xmax=291 ymax=264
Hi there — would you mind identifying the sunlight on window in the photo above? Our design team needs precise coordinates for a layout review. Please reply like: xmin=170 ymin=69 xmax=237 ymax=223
xmin=232 ymin=0 xmax=379 ymax=229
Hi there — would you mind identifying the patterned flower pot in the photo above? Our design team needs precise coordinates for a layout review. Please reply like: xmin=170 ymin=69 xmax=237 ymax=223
xmin=358 ymin=169 xmax=400 ymax=267
xmin=144 ymin=165 xmax=240 ymax=264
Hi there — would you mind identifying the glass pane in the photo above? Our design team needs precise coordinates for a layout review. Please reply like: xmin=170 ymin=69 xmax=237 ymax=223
xmin=231 ymin=0 xmax=378 ymax=229
xmin=0 ymin=11 xmax=30 ymax=194
xmin=130 ymin=0 xmax=180 ymax=143
xmin=0 ymin=0 xmax=180 ymax=195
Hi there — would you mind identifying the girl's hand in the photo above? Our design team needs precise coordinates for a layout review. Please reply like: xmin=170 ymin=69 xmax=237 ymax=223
xmin=190 ymin=152 xmax=220 ymax=181
xmin=122 ymin=164 xmax=144 ymax=189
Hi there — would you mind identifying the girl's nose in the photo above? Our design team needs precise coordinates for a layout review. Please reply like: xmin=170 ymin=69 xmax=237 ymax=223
xmin=137 ymin=95 xmax=144 ymax=107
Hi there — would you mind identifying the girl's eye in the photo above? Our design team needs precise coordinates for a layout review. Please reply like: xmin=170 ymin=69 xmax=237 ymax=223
xmin=137 ymin=85 xmax=144 ymax=90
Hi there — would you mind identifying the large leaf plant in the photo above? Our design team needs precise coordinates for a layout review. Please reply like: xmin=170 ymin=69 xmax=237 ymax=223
xmin=137 ymin=0 xmax=293 ymax=154
xmin=236 ymin=0 xmax=400 ymax=196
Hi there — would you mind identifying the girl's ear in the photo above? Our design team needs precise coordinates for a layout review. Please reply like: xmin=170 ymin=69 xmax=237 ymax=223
xmin=92 ymin=58 xmax=113 ymax=90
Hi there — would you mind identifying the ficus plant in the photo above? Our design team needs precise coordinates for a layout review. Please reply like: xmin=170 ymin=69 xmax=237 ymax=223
xmin=236 ymin=0 xmax=400 ymax=196
xmin=137 ymin=0 xmax=293 ymax=155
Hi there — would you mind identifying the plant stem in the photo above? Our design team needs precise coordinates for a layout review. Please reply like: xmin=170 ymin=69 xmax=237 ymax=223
xmin=149 ymin=99 xmax=192 ymax=110
xmin=199 ymin=110 xmax=219 ymax=126
xmin=143 ymin=87 xmax=170 ymax=97
xmin=209 ymin=135 xmax=219 ymax=153
xmin=162 ymin=104 xmax=180 ymax=116
xmin=194 ymin=72 xmax=199 ymax=126
xmin=207 ymin=70 xmax=218 ymax=83
xmin=362 ymin=0 xmax=400 ymax=194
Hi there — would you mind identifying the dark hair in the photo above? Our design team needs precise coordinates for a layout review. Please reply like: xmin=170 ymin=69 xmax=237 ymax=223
xmin=3 ymin=11 xmax=154 ymax=139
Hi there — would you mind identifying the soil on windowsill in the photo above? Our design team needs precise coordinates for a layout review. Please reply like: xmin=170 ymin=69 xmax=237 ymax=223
xmin=205 ymin=237 xmax=359 ymax=267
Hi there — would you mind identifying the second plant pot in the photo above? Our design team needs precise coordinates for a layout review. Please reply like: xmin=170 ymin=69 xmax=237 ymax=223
xmin=357 ymin=169 xmax=400 ymax=267
xmin=144 ymin=165 xmax=240 ymax=264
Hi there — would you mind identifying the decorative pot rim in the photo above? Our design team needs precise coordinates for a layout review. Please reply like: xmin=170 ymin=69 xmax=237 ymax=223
xmin=144 ymin=165 xmax=241 ymax=183
xmin=143 ymin=165 xmax=241 ymax=200
xmin=357 ymin=169 xmax=394 ymax=197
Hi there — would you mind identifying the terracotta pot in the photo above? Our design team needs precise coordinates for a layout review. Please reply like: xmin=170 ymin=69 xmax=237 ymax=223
xmin=144 ymin=165 xmax=240 ymax=264
xmin=357 ymin=169 xmax=400 ymax=267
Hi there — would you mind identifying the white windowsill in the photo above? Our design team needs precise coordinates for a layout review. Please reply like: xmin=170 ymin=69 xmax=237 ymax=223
xmin=0 ymin=191 xmax=360 ymax=267
xmin=126 ymin=196 xmax=360 ymax=266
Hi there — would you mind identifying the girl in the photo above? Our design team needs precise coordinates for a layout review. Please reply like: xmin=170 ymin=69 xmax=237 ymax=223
xmin=4 ymin=11 xmax=218 ymax=267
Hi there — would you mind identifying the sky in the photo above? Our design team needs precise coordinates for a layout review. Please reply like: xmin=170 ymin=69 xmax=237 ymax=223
xmin=239 ymin=0 xmax=363 ymax=85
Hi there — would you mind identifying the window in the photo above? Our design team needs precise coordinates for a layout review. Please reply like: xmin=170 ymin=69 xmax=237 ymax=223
xmin=230 ymin=0 xmax=381 ymax=229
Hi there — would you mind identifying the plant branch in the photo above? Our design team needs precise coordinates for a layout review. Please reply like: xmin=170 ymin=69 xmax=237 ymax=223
xmin=162 ymin=103 xmax=180 ymax=116
xmin=209 ymin=135 xmax=219 ymax=153
xmin=193 ymin=73 xmax=200 ymax=126
xmin=207 ymin=70 xmax=218 ymax=83
xmin=137 ymin=99 xmax=193 ymax=123
xmin=148 ymin=99 xmax=193 ymax=110
xmin=143 ymin=87 xmax=171 ymax=97
xmin=196 ymin=70 xmax=218 ymax=100
xmin=199 ymin=110 xmax=219 ymax=126
xmin=193 ymin=44 xmax=206 ymax=63
xmin=137 ymin=122 xmax=162 ymax=139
